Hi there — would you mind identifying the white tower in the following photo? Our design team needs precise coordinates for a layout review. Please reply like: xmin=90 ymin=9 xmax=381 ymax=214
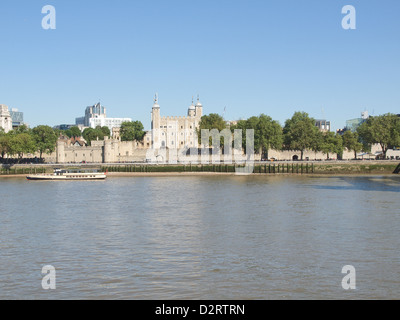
xmin=0 ymin=105 xmax=13 ymax=133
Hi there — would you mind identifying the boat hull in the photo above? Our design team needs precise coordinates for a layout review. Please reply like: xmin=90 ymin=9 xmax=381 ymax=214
xmin=26 ymin=174 xmax=107 ymax=181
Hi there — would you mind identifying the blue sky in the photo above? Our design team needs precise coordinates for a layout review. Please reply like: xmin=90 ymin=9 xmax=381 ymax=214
xmin=0 ymin=0 xmax=399 ymax=131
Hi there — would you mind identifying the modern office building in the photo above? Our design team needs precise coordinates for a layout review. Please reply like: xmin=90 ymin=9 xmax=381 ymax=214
xmin=75 ymin=102 xmax=107 ymax=127
xmin=345 ymin=111 xmax=369 ymax=132
xmin=315 ymin=119 xmax=331 ymax=132
xmin=75 ymin=102 xmax=132 ymax=134
xmin=9 ymin=108 xmax=24 ymax=129
xmin=88 ymin=117 xmax=132 ymax=131
xmin=53 ymin=124 xmax=77 ymax=131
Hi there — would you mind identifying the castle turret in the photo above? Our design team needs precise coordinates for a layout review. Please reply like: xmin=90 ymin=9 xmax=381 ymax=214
xmin=56 ymin=139 xmax=65 ymax=164
xmin=151 ymin=94 xmax=162 ymax=149
xmin=188 ymin=97 xmax=196 ymax=117
xmin=104 ymin=139 xmax=113 ymax=163
xmin=151 ymin=93 xmax=160 ymax=128
xmin=195 ymin=95 xmax=203 ymax=119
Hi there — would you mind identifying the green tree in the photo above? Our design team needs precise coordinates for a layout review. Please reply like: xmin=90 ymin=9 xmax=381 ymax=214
xmin=231 ymin=117 xmax=257 ymax=151
xmin=283 ymin=111 xmax=319 ymax=160
xmin=53 ymin=128 xmax=63 ymax=138
xmin=198 ymin=113 xmax=226 ymax=131
xmin=9 ymin=133 xmax=37 ymax=161
xmin=0 ymin=134 xmax=11 ymax=159
xmin=256 ymin=114 xmax=283 ymax=159
xmin=309 ymin=130 xmax=324 ymax=160
xmin=244 ymin=116 xmax=260 ymax=151
xmin=120 ymin=121 xmax=145 ymax=142
xmin=66 ymin=126 xmax=82 ymax=138
xmin=82 ymin=127 xmax=105 ymax=146
xmin=320 ymin=131 xmax=343 ymax=160
xmin=197 ymin=113 xmax=227 ymax=147
xmin=342 ymin=130 xmax=363 ymax=159
xmin=230 ymin=119 xmax=248 ymax=151
xmin=357 ymin=113 xmax=400 ymax=159
xmin=15 ymin=124 xmax=30 ymax=134
xmin=100 ymin=126 xmax=111 ymax=138
xmin=32 ymin=125 xmax=58 ymax=158
xmin=230 ymin=115 xmax=282 ymax=157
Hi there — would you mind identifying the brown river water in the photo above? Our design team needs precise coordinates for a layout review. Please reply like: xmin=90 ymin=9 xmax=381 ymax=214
xmin=0 ymin=175 xmax=399 ymax=299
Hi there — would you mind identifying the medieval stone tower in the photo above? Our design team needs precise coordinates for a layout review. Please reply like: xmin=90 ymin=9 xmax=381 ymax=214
xmin=151 ymin=94 xmax=203 ymax=149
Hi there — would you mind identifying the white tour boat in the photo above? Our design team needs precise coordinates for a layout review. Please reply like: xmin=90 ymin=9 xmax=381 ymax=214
xmin=27 ymin=168 xmax=107 ymax=181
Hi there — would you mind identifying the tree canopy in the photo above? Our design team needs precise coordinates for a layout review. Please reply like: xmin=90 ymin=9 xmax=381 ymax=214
xmin=197 ymin=113 xmax=227 ymax=146
xmin=342 ymin=130 xmax=363 ymax=159
xmin=283 ymin=112 xmax=320 ymax=160
xmin=119 ymin=121 xmax=146 ymax=142
xmin=1 ymin=125 xmax=59 ymax=161
xmin=357 ymin=113 xmax=400 ymax=159
xmin=231 ymin=114 xmax=283 ymax=157
xmin=320 ymin=131 xmax=343 ymax=160
xmin=9 ymin=133 xmax=37 ymax=159
xmin=65 ymin=126 xmax=82 ymax=138
xmin=82 ymin=127 xmax=105 ymax=146
xmin=32 ymin=125 xmax=58 ymax=158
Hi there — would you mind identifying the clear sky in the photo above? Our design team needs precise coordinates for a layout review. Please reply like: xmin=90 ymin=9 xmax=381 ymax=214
xmin=0 ymin=0 xmax=399 ymax=131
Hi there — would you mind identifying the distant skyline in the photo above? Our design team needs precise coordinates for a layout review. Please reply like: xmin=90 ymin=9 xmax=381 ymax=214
xmin=0 ymin=0 xmax=399 ymax=131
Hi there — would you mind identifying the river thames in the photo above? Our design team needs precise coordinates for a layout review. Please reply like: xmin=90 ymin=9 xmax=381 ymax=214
xmin=0 ymin=175 xmax=399 ymax=299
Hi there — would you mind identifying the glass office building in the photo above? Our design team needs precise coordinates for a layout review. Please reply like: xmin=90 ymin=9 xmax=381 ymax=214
xmin=9 ymin=108 xmax=24 ymax=129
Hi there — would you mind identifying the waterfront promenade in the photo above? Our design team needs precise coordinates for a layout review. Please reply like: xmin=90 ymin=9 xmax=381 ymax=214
xmin=1 ymin=160 xmax=399 ymax=176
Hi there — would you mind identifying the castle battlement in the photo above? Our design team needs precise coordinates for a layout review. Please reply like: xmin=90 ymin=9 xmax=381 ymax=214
xmin=161 ymin=116 xmax=188 ymax=121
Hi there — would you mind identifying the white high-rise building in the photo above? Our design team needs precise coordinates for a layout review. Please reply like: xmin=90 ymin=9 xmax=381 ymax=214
xmin=0 ymin=105 xmax=13 ymax=133
xmin=76 ymin=102 xmax=132 ymax=134
xmin=88 ymin=117 xmax=132 ymax=130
